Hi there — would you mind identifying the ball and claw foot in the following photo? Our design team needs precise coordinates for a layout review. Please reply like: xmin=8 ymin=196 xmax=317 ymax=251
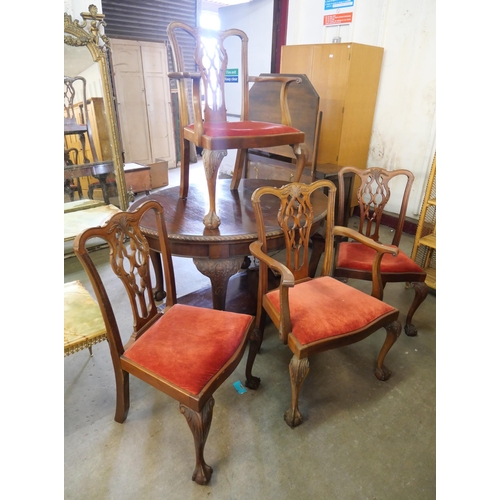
xmin=404 ymin=323 xmax=418 ymax=337
xmin=192 ymin=463 xmax=213 ymax=485
xmin=374 ymin=365 xmax=392 ymax=381
xmin=203 ymin=211 xmax=221 ymax=230
xmin=245 ymin=376 xmax=261 ymax=390
xmin=284 ymin=407 xmax=303 ymax=428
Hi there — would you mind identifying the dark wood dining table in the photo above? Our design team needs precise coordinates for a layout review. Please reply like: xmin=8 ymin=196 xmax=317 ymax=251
xmin=129 ymin=178 xmax=328 ymax=310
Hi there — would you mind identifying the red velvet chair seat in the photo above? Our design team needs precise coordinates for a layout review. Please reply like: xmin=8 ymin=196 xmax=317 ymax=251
xmin=338 ymin=242 xmax=424 ymax=273
xmin=188 ymin=120 xmax=302 ymax=138
xmin=124 ymin=304 xmax=253 ymax=395
xmin=266 ymin=276 xmax=395 ymax=346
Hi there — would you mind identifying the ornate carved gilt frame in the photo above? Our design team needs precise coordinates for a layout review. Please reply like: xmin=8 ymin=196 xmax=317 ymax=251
xmin=64 ymin=5 xmax=127 ymax=210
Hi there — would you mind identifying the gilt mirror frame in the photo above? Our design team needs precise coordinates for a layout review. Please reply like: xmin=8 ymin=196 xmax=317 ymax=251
xmin=64 ymin=4 xmax=127 ymax=210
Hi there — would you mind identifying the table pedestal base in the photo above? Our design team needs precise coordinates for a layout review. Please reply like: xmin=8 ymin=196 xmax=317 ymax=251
xmin=193 ymin=257 xmax=244 ymax=310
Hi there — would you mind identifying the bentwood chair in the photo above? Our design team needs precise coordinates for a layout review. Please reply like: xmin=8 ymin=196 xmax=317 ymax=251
xmin=245 ymin=180 xmax=401 ymax=428
xmin=73 ymin=200 xmax=254 ymax=485
xmin=334 ymin=166 xmax=428 ymax=336
xmin=166 ymin=21 xmax=309 ymax=229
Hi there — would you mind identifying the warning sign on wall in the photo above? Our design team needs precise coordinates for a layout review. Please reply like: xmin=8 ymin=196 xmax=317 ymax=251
xmin=323 ymin=11 xmax=353 ymax=26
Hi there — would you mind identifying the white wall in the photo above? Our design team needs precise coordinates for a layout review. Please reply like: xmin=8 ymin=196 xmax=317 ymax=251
xmin=218 ymin=0 xmax=274 ymax=115
xmin=287 ymin=0 xmax=436 ymax=216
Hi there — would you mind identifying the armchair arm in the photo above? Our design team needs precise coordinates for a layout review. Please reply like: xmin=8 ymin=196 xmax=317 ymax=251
xmin=247 ymin=75 xmax=302 ymax=127
xmin=249 ymin=241 xmax=295 ymax=287
xmin=250 ymin=240 xmax=294 ymax=343
xmin=168 ymin=71 xmax=204 ymax=142
xmin=333 ymin=226 xmax=399 ymax=300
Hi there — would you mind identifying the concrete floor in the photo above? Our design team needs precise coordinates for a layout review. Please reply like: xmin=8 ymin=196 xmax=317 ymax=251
xmin=64 ymin=165 xmax=436 ymax=499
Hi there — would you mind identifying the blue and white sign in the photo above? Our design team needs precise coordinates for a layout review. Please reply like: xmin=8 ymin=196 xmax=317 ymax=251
xmin=325 ymin=0 xmax=354 ymax=9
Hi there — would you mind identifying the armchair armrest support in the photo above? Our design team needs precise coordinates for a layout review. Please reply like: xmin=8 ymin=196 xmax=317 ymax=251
xmin=250 ymin=240 xmax=294 ymax=343
xmin=333 ymin=226 xmax=399 ymax=300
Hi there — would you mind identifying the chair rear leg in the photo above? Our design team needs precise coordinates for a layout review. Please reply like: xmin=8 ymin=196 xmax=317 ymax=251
xmin=374 ymin=320 xmax=401 ymax=381
xmin=292 ymin=143 xmax=308 ymax=182
xmin=404 ymin=281 xmax=429 ymax=337
xmin=284 ymin=355 xmax=310 ymax=428
xmin=179 ymin=397 xmax=215 ymax=485
xmin=114 ymin=370 xmax=130 ymax=423
xmin=179 ymin=138 xmax=191 ymax=199
xmin=230 ymin=148 xmax=247 ymax=190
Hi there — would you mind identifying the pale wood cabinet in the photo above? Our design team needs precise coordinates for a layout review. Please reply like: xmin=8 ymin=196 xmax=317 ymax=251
xmin=280 ymin=43 xmax=383 ymax=206
xmin=110 ymin=39 xmax=176 ymax=167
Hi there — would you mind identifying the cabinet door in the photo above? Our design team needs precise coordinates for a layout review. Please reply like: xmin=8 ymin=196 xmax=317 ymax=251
xmin=281 ymin=44 xmax=349 ymax=165
xmin=141 ymin=43 xmax=176 ymax=164
xmin=338 ymin=44 xmax=383 ymax=169
xmin=111 ymin=40 xmax=152 ymax=164
xmin=309 ymin=45 xmax=350 ymax=165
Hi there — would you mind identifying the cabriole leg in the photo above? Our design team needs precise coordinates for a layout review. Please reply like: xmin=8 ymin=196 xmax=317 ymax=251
xmin=179 ymin=397 xmax=215 ymax=485
xmin=284 ymin=355 xmax=310 ymax=428
xmin=404 ymin=281 xmax=429 ymax=337
xmin=375 ymin=320 xmax=401 ymax=381
xmin=245 ymin=326 xmax=264 ymax=390
xmin=202 ymin=149 xmax=227 ymax=229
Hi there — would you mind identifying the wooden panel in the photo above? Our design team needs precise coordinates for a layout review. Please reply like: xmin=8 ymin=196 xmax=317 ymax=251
xmin=280 ymin=44 xmax=314 ymax=76
xmin=87 ymin=98 xmax=112 ymax=161
xmin=248 ymin=73 xmax=320 ymax=166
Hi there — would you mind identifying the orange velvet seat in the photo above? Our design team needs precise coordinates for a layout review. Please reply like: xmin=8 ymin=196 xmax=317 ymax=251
xmin=337 ymin=242 xmax=424 ymax=274
xmin=124 ymin=304 xmax=251 ymax=395
xmin=266 ymin=276 xmax=395 ymax=346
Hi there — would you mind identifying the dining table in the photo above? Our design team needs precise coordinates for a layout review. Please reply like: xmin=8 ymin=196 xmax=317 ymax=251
xmin=129 ymin=178 xmax=328 ymax=311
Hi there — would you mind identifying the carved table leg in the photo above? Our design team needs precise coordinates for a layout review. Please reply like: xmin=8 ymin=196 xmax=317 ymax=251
xmin=193 ymin=257 xmax=243 ymax=310
xmin=179 ymin=397 xmax=215 ymax=485
xmin=284 ymin=355 xmax=310 ymax=428
xmin=202 ymin=149 xmax=227 ymax=229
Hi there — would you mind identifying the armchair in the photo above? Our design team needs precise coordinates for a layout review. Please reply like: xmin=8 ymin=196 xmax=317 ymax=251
xmin=245 ymin=180 xmax=401 ymax=428
xmin=334 ymin=166 xmax=429 ymax=336
xmin=166 ymin=21 xmax=309 ymax=229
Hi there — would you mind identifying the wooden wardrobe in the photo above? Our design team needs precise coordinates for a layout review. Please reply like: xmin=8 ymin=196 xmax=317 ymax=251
xmin=280 ymin=42 xmax=384 ymax=206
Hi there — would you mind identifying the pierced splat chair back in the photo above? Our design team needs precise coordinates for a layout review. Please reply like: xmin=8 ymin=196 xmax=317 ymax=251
xmin=166 ymin=21 xmax=307 ymax=230
xmin=252 ymin=180 xmax=335 ymax=330
xmin=73 ymin=201 xmax=177 ymax=356
xmin=339 ymin=166 xmax=414 ymax=247
xmin=167 ymin=22 xmax=249 ymax=126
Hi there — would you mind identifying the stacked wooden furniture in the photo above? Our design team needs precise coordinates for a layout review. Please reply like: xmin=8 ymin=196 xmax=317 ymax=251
xmin=280 ymin=42 xmax=384 ymax=208
xmin=411 ymin=155 xmax=436 ymax=290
